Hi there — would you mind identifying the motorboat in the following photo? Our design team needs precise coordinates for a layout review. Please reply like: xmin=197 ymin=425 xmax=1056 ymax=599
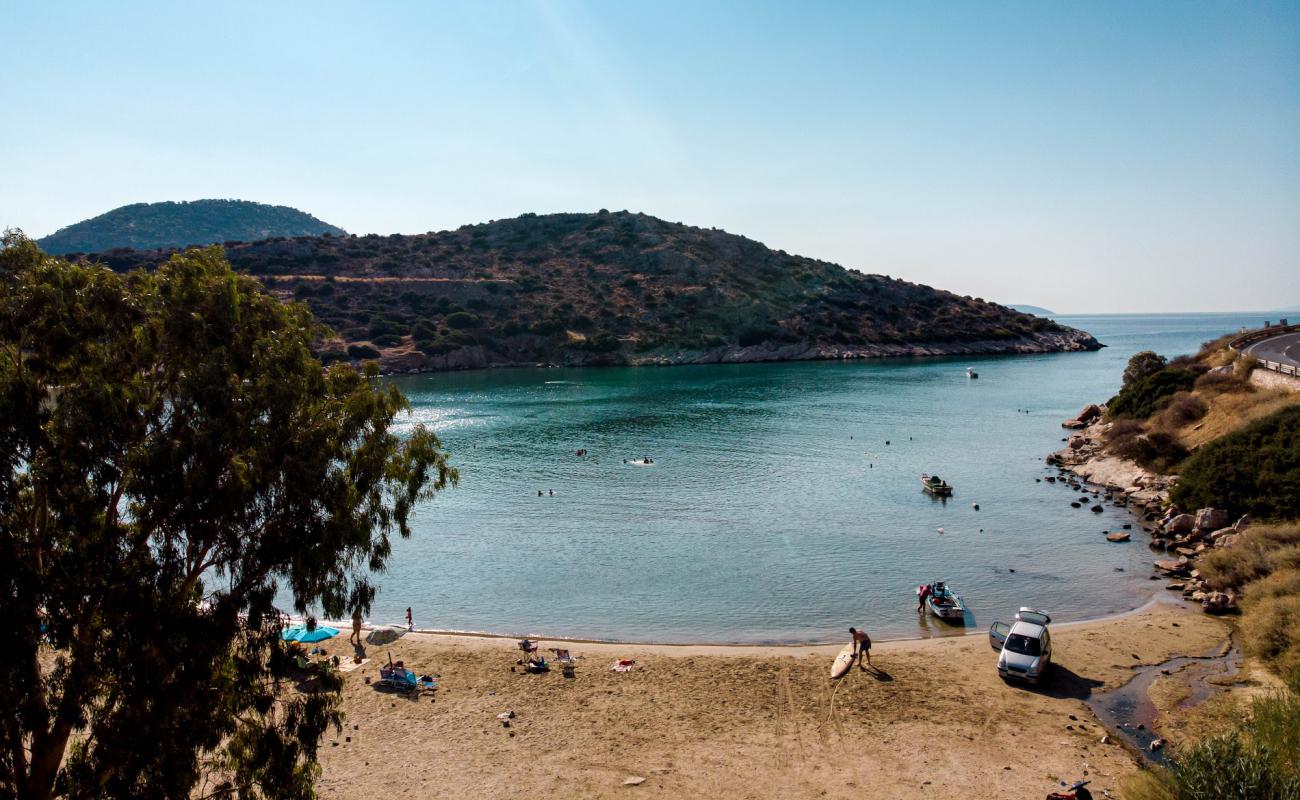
xmin=924 ymin=580 xmax=968 ymax=621
xmin=921 ymin=473 xmax=953 ymax=496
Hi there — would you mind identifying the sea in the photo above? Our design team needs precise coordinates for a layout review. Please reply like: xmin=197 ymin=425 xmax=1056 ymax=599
xmin=348 ymin=312 xmax=1267 ymax=643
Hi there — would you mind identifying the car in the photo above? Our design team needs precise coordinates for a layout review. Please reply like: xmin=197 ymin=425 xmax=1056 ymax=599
xmin=989 ymin=607 xmax=1052 ymax=684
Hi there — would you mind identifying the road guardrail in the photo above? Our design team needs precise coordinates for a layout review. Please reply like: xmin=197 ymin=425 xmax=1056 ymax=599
xmin=1229 ymin=323 xmax=1300 ymax=377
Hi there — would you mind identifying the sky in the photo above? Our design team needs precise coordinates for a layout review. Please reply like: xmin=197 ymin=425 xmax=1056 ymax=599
xmin=2 ymin=1 xmax=1297 ymax=313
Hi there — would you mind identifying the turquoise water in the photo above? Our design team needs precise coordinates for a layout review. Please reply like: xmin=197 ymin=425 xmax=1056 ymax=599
xmin=365 ymin=313 xmax=1265 ymax=643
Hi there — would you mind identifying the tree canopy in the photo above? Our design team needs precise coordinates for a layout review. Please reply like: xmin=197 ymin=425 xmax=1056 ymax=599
xmin=0 ymin=231 xmax=455 ymax=799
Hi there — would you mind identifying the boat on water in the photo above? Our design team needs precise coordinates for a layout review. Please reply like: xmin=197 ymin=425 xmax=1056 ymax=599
xmin=923 ymin=580 xmax=968 ymax=620
xmin=921 ymin=473 xmax=953 ymax=496
xmin=966 ymin=367 xmax=979 ymax=379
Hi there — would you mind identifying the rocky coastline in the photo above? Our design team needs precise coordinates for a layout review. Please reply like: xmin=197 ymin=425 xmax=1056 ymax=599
xmin=370 ymin=327 xmax=1101 ymax=375
xmin=1048 ymin=405 xmax=1247 ymax=615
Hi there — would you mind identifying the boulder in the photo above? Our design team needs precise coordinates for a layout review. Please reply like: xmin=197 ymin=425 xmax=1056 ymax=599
xmin=1106 ymin=532 xmax=1131 ymax=543
xmin=1154 ymin=559 xmax=1190 ymax=575
xmin=1215 ymin=534 xmax=1238 ymax=549
xmin=1164 ymin=514 xmax=1195 ymax=534
xmin=1195 ymin=508 xmax=1230 ymax=532
xmin=1203 ymin=591 xmax=1237 ymax=614
xmin=1061 ymin=404 xmax=1103 ymax=429
xmin=1234 ymin=514 xmax=1253 ymax=532
xmin=1091 ymin=504 xmax=1104 ymax=513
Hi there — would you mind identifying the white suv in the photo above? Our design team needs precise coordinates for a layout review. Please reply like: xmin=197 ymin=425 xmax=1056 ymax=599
xmin=989 ymin=608 xmax=1052 ymax=684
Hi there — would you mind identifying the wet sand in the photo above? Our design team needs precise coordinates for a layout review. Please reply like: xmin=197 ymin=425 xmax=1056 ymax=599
xmin=312 ymin=602 xmax=1228 ymax=799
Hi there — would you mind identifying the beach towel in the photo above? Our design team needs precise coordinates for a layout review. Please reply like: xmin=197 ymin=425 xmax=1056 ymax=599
xmin=611 ymin=659 xmax=636 ymax=673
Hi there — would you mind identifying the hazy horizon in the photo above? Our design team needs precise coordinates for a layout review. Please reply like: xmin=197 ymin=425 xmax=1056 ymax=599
xmin=3 ymin=1 xmax=1297 ymax=314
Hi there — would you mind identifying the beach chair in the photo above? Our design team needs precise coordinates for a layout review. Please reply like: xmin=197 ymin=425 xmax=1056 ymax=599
xmin=550 ymin=648 xmax=574 ymax=666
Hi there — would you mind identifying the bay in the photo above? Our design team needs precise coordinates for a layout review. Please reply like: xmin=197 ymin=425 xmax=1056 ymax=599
xmin=358 ymin=312 xmax=1265 ymax=643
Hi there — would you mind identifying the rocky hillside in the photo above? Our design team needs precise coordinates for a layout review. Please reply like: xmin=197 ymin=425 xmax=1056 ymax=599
xmin=37 ymin=199 xmax=346 ymax=255
xmin=86 ymin=210 xmax=1099 ymax=372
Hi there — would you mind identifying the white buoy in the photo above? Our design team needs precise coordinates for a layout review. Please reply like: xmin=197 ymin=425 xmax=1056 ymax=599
xmin=937 ymin=527 xmax=945 ymax=534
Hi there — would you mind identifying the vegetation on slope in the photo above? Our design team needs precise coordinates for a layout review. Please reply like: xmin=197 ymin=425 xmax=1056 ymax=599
xmin=1171 ymin=406 xmax=1300 ymax=521
xmin=86 ymin=210 xmax=1098 ymax=371
xmin=37 ymin=199 xmax=347 ymax=254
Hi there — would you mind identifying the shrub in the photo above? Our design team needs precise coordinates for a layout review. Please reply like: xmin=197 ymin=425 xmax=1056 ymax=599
xmin=1109 ymin=430 xmax=1188 ymax=473
xmin=1195 ymin=369 xmax=1248 ymax=395
xmin=1123 ymin=350 xmax=1167 ymax=387
xmin=738 ymin=325 xmax=779 ymax=347
xmin=1109 ymin=368 xmax=1199 ymax=419
xmin=444 ymin=311 xmax=480 ymax=330
xmin=371 ymin=334 xmax=402 ymax=347
xmin=1171 ymin=406 xmax=1300 ymax=519
xmin=1241 ymin=571 xmax=1300 ymax=674
xmin=411 ymin=319 xmax=439 ymax=340
xmin=1122 ymin=671 xmax=1300 ymax=800
xmin=1156 ymin=392 xmax=1208 ymax=428
xmin=346 ymin=343 xmax=380 ymax=360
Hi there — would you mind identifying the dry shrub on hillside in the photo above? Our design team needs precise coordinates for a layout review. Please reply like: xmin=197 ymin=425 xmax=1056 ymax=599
xmin=1194 ymin=369 xmax=1248 ymax=395
xmin=1152 ymin=392 xmax=1208 ymax=430
xmin=1199 ymin=523 xmax=1300 ymax=592
xmin=1241 ymin=575 xmax=1300 ymax=676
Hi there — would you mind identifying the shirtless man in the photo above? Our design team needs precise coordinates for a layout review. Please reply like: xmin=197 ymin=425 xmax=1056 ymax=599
xmin=849 ymin=627 xmax=872 ymax=668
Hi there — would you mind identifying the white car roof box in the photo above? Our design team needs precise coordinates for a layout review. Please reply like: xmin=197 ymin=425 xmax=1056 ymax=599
xmin=1015 ymin=608 xmax=1051 ymax=626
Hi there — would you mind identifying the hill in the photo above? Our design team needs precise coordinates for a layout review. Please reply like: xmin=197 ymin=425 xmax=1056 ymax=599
xmin=36 ymin=199 xmax=346 ymax=255
xmin=86 ymin=210 xmax=1100 ymax=372
xmin=1009 ymin=304 xmax=1056 ymax=316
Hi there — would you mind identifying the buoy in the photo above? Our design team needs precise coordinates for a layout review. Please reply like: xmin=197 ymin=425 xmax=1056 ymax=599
xmin=972 ymin=503 xmax=980 ymax=510
xmin=937 ymin=527 xmax=945 ymax=534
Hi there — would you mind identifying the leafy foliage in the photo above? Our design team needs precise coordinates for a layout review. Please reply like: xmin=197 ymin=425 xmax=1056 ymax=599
xmin=1108 ymin=367 xmax=1199 ymax=419
xmin=1124 ymin=350 xmax=1168 ymax=387
xmin=1124 ymin=672 xmax=1300 ymax=800
xmin=85 ymin=211 xmax=1097 ymax=369
xmin=1171 ymin=406 xmax=1300 ymax=520
xmin=0 ymin=232 xmax=455 ymax=799
xmin=36 ymin=199 xmax=347 ymax=255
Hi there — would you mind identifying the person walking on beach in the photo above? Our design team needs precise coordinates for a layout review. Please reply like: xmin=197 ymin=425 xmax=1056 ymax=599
xmin=406 ymin=607 xmax=414 ymax=631
xmin=849 ymin=627 xmax=872 ymax=668
xmin=350 ymin=607 xmax=364 ymax=646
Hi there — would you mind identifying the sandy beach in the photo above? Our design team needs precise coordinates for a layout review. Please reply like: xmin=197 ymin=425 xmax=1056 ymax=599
xmin=311 ymin=601 xmax=1229 ymax=799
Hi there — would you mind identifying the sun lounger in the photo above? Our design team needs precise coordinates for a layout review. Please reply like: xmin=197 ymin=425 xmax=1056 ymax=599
xmin=550 ymin=648 xmax=574 ymax=666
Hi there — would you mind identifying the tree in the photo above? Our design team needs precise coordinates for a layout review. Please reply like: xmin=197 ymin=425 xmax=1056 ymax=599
xmin=1123 ymin=350 xmax=1167 ymax=387
xmin=0 ymin=232 xmax=456 ymax=800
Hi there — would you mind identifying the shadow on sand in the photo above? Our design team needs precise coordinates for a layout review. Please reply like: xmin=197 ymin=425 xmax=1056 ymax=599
xmin=1017 ymin=664 xmax=1104 ymax=701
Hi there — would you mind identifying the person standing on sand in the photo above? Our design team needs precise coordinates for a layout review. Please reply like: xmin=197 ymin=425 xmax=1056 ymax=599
xmin=917 ymin=582 xmax=932 ymax=613
xmin=849 ymin=627 xmax=872 ymax=667
xmin=350 ymin=607 xmax=364 ymax=645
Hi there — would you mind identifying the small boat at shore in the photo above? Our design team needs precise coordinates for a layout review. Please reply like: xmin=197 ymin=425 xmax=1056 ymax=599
xmin=921 ymin=473 xmax=953 ymax=496
xmin=923 ymin=580 xmax=967 ymax=621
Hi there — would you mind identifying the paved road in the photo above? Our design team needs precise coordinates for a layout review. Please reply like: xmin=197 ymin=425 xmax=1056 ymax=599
xmin=1245 ymin=330 xmax=1300 ymax=369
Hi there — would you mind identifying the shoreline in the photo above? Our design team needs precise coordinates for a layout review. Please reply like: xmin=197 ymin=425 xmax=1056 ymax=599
xmin=305 ymin=593 xmax=1181 ymax=654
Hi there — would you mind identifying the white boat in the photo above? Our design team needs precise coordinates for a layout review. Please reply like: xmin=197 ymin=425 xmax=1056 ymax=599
xmin=924 ymin=581 xmax=967 ymax=620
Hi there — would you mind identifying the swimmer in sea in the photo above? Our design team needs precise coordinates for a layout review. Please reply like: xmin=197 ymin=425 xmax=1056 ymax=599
xmin=549 ymin=489 xmax=554 ymax=497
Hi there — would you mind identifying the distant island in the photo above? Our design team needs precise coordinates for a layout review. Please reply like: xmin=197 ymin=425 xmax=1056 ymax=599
xmin=1008 ymin=304 xmax=1057 ymax=316
xmin=83 ymin=210 xmax=1101 ymax=372
xmin=37 ymin=199 xmax=346 ymax=255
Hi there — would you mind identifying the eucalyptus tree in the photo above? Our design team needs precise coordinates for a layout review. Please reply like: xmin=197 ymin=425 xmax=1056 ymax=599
xmin=0 ymin=231 xmax=456 ymax=800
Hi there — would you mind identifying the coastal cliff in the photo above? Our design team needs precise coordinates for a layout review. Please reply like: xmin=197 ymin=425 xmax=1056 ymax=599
xmin=84 ymin=210 xmax=1101 ymax=373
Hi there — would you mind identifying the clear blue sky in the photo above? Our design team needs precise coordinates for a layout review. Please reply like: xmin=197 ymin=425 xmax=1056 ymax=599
xmin=3 ymin=1 xmax=1297 ymax=313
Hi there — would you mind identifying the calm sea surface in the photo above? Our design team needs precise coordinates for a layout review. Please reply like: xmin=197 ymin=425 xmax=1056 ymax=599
xmin=352 ymin=313 xmax=1266 ymax=643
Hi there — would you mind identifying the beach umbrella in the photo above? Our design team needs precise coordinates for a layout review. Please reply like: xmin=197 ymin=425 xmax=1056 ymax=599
xmin=365 ymin=625 xmax=406 ymax=646
xmin=281 ymin=625 xmax=340 ymax=643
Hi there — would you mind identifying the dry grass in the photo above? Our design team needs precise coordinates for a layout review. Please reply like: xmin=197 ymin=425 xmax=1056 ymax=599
xmin=1178 ymin=388 xmax=1300 ymax=451
xmin=1199 ymin=523 xmax=1300 ymax=591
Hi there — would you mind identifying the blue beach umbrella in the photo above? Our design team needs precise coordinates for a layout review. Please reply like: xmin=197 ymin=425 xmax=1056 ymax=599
xmin=281 ymin=625 xmax=340 ymax=643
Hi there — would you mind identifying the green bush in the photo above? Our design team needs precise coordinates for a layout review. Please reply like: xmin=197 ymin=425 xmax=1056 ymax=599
xmin=1171 ymin=406 xmax=1300 ymax=519
xmin=346 ymin=343 xmax=380 ymax=360
xmin=371 ymin=333 xmax=402 ymax=347
xmin=1109 ymin=367 xmax=1199 ymax=419
xmin=444 ymin=311 xmax=480 ymax=330
xmin=1124 ymin=672 xmax=1300 ymax=800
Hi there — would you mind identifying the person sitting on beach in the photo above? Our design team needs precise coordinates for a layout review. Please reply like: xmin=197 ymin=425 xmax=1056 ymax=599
xmin=849 ymin=627 xmax=872 ymax=667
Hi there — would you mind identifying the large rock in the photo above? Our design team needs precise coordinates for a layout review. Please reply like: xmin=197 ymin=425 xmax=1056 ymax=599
xmin=1165 ymin=514 xmax=1195 ymax=534
xmin=1062 ymin=404 xmax=1103 ymax=429
xmin=1154 ymin=558 xmax=1190 ymax=575
xmin=1215 ymin=534 xmax=1238 ymax=549
xmin=1195 ymin=508 xmax=1230 ymax=532
xmin=1106 ymin=532 xmax=1131 ymax=543
xmin=1234 ymin=514 xmax=1253 ymax=532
